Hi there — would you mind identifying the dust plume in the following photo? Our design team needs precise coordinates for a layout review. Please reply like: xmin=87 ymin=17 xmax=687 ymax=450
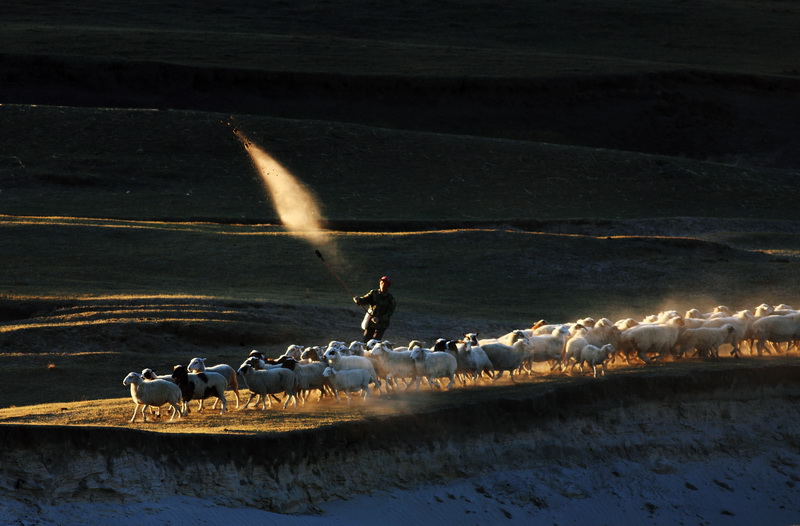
xmin=232 ymin=126 xmax=336 ymax=254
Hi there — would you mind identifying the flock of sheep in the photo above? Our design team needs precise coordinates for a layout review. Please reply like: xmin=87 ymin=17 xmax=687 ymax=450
xmin=122 ymin=302 xmax=800 ymax=423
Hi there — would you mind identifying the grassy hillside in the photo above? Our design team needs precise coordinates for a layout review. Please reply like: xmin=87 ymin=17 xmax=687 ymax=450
xmin=0 ymin=0 xmax=799 ymax=412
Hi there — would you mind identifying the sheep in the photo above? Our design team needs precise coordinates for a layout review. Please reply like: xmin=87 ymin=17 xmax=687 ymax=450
xmin=579 ymin=344 xmax=616 ymax=378
xmin=460 ymin=336 xmax=495 ymax=384
xmin=282 ymin=344 xmax=305 ymax=361
xmin=466 ymin=333 xmax=527 ymax=383
xmin=322 ymin=366 xmax=377 ymax=405
xmin=323 ymin=346 xmax=382 ymax=394
xmin=278 ymin=358 xmax=328 ymax=404
xmin=685 ymin=308 xmax=708 ymax=320
xmin=701 ymin=310 xmax=754 ymax=357
xmin=432 ymin=338 xmax=480 ymax=386
xmin=753 ymin=303 xmax=775 ymax=318
xmin=347 ymin=341 xmax=368 ymax=356
xmin=386 ymin=339 xmax=424 ymax=352
xmin=122 ymin=372 xmax=182 ymax=423
xmin=236 ymin=364 xmax=299 ymax=409
xmin=614 ymin=318 xmax=639 ymax=331
xmin=584 ymin=318 xmax=622 ymax=349
xmin=187 ymin=357 xmax=240 ymax=409
xmin=750 ymin=312 xmax=800 ymax=356
xmin=409 ymin=345 xmax=457 ymax=390
xmin=618 ymin=316 xmax=685 ymax=363
xmin=171 ymin=365 xmax=228 ymax=416
xmin=301 ymin=346 xmax=324 ymax=362
xmin=561 ymin=325 xmax=590 ymax=372
xmin=369 ymin=341 xmax=417 ymax=390
xmin=531 ymin=323 xmax=568 ymax=336
xmin=238 ymin=355 xmax=296 ymax=405
xmin=675 ymin=324 xmax=738 ymax=359
xmin=712 ymin=305 xmax=733 ymax=317
xmin=515 ymin=325 xmax=571 ymax=372
xmin=431 ymin=338 xmax=470 ymax=385
xmin=139 ymin=368 xmax=178 ymax=417
xmin=141 ymin=368 xmax=174 ymax=382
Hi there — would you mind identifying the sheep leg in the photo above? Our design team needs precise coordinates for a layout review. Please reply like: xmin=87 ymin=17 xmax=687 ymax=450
xmin=242 ymin=392 xmax=257 ymax=409
xmin=168 ymin=402 xmax=181 ymax=421
xmin=131 ymin=404 xmax=142 ymax=423
xmin=230 ymin=377 xmax=240 ymax=409
xmin=283 ymin=392 xmax=298 ymax=409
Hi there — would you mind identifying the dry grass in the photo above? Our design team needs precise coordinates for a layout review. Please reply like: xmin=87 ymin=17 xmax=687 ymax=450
xmin=2 ymin=354 xmax=793 ymax=434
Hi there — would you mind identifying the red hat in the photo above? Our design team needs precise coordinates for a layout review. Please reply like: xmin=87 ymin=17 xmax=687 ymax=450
xmin=379 ymin=276 xmax=392 ymax=285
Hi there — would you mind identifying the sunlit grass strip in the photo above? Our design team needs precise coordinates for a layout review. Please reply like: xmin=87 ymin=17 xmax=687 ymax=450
xmin=0 ymin=317 xmax=245 ymax=333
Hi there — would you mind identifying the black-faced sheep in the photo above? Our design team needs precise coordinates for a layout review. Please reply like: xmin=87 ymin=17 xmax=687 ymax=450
xmin=171 ymin=365 xmax=228 ymax=416
xmin=187 ymin=357 xmax=240 ymax=409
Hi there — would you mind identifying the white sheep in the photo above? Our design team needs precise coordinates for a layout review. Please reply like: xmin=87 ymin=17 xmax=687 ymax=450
xmin=477 ymin=340 xmax=527 ymax=382
xmin=347 ymin=341 xmax=368 ymax=356
xmin=561 ymin=325 xmax=590 ymax=373
xmin=701 ymin=310 xmax=754 ymax=356
xmin=516 ymin=325 xmax=571 ymax=372
xmin=409 ymin=346 xmax=457 ymax=390
xmin=684 ymin=308 xmax=708 ymax=320
xmin=618 ymin=316 xmax=685 ymax=363
xmin=579 ymin=344 xmax=615 ymax=378
xmin=323 ymin=346 xmax=382 ymax=394
xmin=322 ymin=366 xmax=376 ymax=405
xmin=369 ymin=341 xmax=418 ymax=390
xmin=279 ymin=358 xmax=328 ymax=403
xmin=300 ymin=346 xmax=324 ymax=362
xmin=139 ymin=368 xmax=178 ymax=417
xmin=583 ymin=318 xmax=622 ymax=349
xmin=676 ymin=324 xmax=738 ymax=358
xmin=751 ymin=312 xmax=800 ymax=356
xmin=614 ymin=318 xmax=639 ymax=331
xmin=236 ymin=363 xmax=298 ymax=409
xmin=170 ymin=365 xmax=229 ymax=416
xmin=187 ymin=357 xmax=240 ymax=409
xmin=460 ymin=336 xmax=495 ymax=384
xmin=122 ymin=372 xmax=182 ymax=423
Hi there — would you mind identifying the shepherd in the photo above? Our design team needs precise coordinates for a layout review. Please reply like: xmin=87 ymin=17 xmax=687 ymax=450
xmin=353 ymin=276 xmax=396 ymax=343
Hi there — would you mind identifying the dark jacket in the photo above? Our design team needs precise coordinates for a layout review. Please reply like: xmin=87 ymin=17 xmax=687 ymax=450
xmin=355 ymin=289 xmax=396 ymax=329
